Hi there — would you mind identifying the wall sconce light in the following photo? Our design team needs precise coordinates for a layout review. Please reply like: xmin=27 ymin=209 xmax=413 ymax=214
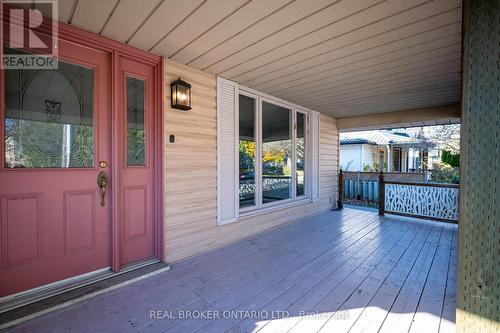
xmin=170 ymin=77 xmax=192 ymax=111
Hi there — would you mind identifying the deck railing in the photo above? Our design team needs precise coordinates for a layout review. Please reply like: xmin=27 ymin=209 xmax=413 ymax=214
xmin=339 ymin=171 xmax=427 ymax=207
xmin=338 ymin=170 xmax=459 ymax=223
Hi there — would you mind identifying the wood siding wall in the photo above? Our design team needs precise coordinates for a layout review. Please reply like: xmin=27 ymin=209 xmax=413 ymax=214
xmin=457 ymin=1 xmax=500 ymax=332
xmin=164 ymin=59 xmax=338 ymax=262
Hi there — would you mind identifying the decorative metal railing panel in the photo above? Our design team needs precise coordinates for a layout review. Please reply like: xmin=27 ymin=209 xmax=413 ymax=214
xmin=384 ymin=183 xmax=459 ymax=221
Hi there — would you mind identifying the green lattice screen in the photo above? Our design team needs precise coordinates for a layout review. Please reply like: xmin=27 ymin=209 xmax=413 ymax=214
xmin=458 ymin=0 xmax=500 ymax=332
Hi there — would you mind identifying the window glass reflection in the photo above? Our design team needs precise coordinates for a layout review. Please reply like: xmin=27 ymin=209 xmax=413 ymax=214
xmin=127 ymin=77 xmax=146 ymax=166
xmin=262 ymin=101 xmax=292 ymax=203
xmin=239 ymin=95 xmax=256 ymax=208
xmin=296 ymin=112 xmax=306 ymax=196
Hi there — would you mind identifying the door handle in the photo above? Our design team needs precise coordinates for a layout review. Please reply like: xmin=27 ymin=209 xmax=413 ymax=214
xmin=97 ymin=171 xmax=108 ymax=207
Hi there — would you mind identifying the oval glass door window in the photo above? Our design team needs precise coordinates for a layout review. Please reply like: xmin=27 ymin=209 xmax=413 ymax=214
xmin=4 ymin=53 xmax=94 ymax=168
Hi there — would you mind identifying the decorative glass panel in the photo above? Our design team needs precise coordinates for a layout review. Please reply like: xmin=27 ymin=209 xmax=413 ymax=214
xmin=296 ymin=112 xmax=306 ymax=196
xmin=239 ymin=95 xmax=256 ymax=208
xmin=262 ymin=101 xmax=292 ymax=203
xmin=4 ymin=49 xmax=94 ymax=168
xmin=126 ymin=77 xmax=146 ymax=166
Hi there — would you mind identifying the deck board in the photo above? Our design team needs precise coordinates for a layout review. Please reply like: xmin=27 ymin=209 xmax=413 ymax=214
xmin=246 ymin=220 xmax=413 ymax=333
xmin=202 ymin=217 xmax=397 ymax=333
xmin=408 ymin=225 xmax=453 ymax=333
xmin=284 ymin=218 xmax=424 ymax=333
xmin=317 ymin=223 xmax=437 ymax=333
xmin=348 ymin=225 xmax=442 ymax=333
xmin=439 ymin=230 xmax=457 ymax=333
xmin=3 ymin=208 xmax=457 ymax=333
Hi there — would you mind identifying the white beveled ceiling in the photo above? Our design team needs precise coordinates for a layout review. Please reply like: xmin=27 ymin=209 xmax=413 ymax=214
xmin=28 ymin=0 xmax=462 ymax=118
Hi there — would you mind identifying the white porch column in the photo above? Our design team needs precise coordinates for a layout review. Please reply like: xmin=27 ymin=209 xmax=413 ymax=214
xmin=359 ymin=145 xmax=364 ymax=171
xmin=416 ymin=150 xmax=421 ymax=171
xmin=401 ymin=148 xmax=407 ymax=172
xmin=386 ymin=145 xmax=392 ymax=172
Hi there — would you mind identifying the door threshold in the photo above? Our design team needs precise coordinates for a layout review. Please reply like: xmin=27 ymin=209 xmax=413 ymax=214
xmin=0 ymin=267 xmax=113 ymax=313
xmin=120 ymin=257 xmax=160 ymax=273
xmin=0 ymin=261 xmax=170 ymax=329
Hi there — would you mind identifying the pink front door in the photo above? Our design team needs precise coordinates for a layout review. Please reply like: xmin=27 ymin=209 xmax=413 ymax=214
xmin=0 ymin=39 xmax=112 ymax=296
xmin=117 ymin=57 xmax=155 ymax=266
xmin=0 ymin=7 xmax=162 ymax=297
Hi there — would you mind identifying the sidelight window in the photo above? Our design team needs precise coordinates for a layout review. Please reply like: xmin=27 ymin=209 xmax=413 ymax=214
xmin=126 ymin=77 xmax=146 ymax=166
xmin=239 ymin=94 xmax=257 ymax=208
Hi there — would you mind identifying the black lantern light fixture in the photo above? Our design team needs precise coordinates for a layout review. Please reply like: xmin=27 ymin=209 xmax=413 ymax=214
xmin=170 ymin=77 xmax=192 ymax=111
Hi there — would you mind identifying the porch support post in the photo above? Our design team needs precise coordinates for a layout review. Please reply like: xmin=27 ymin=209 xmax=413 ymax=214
xmin=457 ymin=1 xmax=500 ymax=332
xmin=337 ymin=169 xmax=343 ymax=209
xmin=378 ymin=171 xmax=384 ymax=216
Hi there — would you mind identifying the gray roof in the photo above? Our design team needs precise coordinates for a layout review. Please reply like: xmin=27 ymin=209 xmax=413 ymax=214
xmin=340 ymin=130 xmax=416 ymax=146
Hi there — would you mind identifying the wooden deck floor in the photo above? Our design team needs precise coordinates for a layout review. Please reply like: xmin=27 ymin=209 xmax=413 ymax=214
xmin=5 ymin=208 xmax=457 ymax=333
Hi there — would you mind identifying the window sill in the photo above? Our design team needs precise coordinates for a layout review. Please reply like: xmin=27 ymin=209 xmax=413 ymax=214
xmin=238 ymin=198 xmax=313 ymax=220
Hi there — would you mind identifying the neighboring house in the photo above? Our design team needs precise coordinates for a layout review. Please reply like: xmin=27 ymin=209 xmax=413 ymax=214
xmin=340 ymin=130 xmax=436 ymax=172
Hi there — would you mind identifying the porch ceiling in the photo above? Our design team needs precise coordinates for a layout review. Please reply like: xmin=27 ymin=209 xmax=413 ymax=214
xmin=32 ymin=0 xmax=461 ymax=118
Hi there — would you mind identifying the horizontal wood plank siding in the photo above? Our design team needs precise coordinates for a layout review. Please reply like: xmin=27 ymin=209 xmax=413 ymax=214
xmin=164 ymin=59 xmax=338 ymax=262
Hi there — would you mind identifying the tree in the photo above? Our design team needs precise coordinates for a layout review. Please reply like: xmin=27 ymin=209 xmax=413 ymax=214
xmin=239 ymin=140 xmax=256 ymax=173
xmin=406 ymin=127 xmax=437 ymax=151
xmin=431 ymin=161 xmax=460 ymax=184
xmin=441 ymin=149 xmax=460 ymax=167
xmin=239 ymin=140 xmax=255 ymax=158
xmin=262 ymin=140 xmax=289 ymax=164
xmin=424 ymin=124 xmax=461 ymax=153
xmin=397 ymin=125 xmax=460 ymax=153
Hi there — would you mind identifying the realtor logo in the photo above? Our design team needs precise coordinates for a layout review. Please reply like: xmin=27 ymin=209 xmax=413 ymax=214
xmin=1 ymin=0 xmax=58 ymax=69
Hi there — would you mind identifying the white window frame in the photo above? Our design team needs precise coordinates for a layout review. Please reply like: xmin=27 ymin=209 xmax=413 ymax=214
xmin=238 ymin=90 xmax=260 ymax=214
xmin=238 ymin=86 xmax=315 ymax=216
xmin=295 ymin=109 xmax=309 ymax=200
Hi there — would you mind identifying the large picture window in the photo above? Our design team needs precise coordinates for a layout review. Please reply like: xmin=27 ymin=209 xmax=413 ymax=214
xmin=238 ymin=94 xmax=309 ymax=211
xmin=217 ymin=78 xmax=319 ymax=224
